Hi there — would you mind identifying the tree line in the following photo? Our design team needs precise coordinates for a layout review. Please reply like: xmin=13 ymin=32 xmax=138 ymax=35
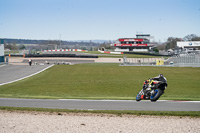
xmin=158 ymin=34 xmax=200 ymax=50
xmin=1 ymin=34 xmax=200 ymax=51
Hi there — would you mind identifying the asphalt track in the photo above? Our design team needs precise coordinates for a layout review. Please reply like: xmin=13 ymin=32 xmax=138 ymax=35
xmin=0 ymin=64 xmax=53 ymax=86
xmin=0 ymin=64 xmax=200 ymax=111
xmin=0 ymin=98 xmax=200 ymax=111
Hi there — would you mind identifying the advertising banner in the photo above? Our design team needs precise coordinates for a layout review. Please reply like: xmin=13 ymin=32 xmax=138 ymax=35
xmin=177 ymin=41 xmax=200 ymax=47
xmin=0 ymin=39 xmax=4 ymax=62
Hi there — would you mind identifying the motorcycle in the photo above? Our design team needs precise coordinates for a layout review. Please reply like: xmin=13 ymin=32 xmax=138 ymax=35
xmin=136 ymin=79 xmax=167 ymax=102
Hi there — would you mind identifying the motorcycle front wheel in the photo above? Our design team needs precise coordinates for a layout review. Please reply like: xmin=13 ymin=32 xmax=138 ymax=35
xmin=136 ymin=94 xmax=141 ymax=101
xmin=150 ymin=89 xmax=162 ymax=102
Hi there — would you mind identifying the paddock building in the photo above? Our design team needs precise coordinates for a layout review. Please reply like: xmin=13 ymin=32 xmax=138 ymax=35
xmin=111 ymin=34 xmax=155 ymax=52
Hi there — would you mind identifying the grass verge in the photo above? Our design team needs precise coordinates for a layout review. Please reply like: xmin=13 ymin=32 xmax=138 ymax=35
xmin=82 ymin=51 xmax=163 ymax=58
xmin=0 ymin=106 xmax=199 ymax=117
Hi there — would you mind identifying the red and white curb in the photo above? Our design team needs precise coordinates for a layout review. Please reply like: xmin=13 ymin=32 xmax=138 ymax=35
xmin=43 ymin=49 xmax=87 ymax=52
xmin=99 ymin=51 xmax=124 ymax=54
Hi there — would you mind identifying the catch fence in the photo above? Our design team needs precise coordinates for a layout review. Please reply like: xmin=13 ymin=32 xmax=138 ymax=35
xmin=121 ymin=53 xmax=200 ymax=67
xmin=167 ymin=53 xmax=200 ymax=67
xmin=121 ymin=56 xmax=164 ymax=66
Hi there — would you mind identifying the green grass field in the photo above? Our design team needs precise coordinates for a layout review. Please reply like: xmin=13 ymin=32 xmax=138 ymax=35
xmin=82 ymin=51 xmax=163 ymax=58
xmin=4 ymin=50 xmax=19 ymax=54
xmin=0 ymin=63 xmax=200 ymax=100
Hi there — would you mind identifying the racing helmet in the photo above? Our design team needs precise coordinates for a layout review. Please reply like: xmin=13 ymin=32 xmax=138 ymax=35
xmin=159 ymin=74 xmax=163 ymax=77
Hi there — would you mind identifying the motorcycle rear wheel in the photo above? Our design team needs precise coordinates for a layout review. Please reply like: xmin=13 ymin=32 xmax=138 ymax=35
xmin=150 ymin=89 xmax=162 ymax=102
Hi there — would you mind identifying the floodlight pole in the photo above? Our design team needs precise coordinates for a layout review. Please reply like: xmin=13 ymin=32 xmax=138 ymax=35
xmin=59 ymin=34 xmax=62 ymax=49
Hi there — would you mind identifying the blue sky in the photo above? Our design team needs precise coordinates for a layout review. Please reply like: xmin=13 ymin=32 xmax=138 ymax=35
xmin=0 ymin=0 xmax=200 ymax=42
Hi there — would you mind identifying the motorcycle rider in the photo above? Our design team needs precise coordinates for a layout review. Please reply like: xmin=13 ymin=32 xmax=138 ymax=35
xmin=142 ymin=74 xmax=167 ymax=99
xmin=151 ymin=74 xmax=167 ymax=82
xmin=28 ymin=59 xmax=32 ymax=66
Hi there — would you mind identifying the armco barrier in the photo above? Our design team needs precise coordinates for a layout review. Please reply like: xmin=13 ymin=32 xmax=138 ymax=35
xmin=4 ymin=54 xmax=23 ymax=57
xmin=4 ymin=54 xmax=98 ymax=58
xmin=24 ymin=54 xmax=98 ymax=58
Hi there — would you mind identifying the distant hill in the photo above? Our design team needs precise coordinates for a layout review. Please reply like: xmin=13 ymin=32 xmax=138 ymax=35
xmin=0 ymin=38 xmax=114 ymax=51
xmin=0 ymin=38 xmax=113 ymax=46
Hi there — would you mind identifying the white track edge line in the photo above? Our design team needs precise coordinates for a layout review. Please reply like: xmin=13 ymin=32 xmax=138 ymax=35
xmin=58 ymin=99 xmax=200 ymax=103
